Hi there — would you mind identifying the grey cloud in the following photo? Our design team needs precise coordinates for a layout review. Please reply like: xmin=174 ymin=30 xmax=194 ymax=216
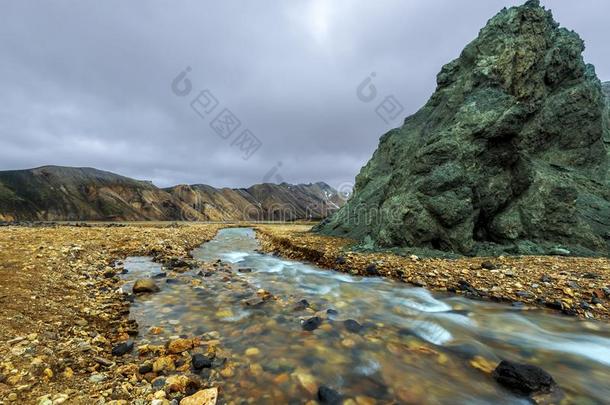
xmin=1 ymin=0 xmax=608 ymax=189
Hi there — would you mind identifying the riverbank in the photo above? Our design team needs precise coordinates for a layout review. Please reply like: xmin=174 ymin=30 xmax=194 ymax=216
xmin=0 ymin=223 xmax=223 ymax=404
xmin=255 ymin=225 xmax=610 ymax=321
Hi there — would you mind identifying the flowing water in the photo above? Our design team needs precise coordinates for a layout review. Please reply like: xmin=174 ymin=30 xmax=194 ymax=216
xmin=122 ymin=228 xmax=610 ymax=404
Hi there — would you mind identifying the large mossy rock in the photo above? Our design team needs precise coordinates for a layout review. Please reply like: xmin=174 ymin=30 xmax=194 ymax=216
xmin=318 ymin=0 xmax=610 ymax=256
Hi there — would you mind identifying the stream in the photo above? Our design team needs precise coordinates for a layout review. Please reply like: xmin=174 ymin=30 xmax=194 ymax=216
xmin=122 ymin=228 xmax=610 ymax=404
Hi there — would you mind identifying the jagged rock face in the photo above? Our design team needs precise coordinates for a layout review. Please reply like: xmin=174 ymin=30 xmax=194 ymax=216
xmin=318 ymin=1 xmax=610 ymax=256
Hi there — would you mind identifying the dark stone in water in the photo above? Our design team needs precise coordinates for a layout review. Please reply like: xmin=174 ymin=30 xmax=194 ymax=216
xmin=511 ymin=302 xmax=525 ymax=308
xmin=138 ymin=363 xmax=153 ymax=374
xmin=244 ymin=297 xmax=266 ymax=307
xmin=343 ymin=319 xmax=362 ymax=333
xmin=326 ymin=308 xmax=338 ymax=317
xmin=293 ymin=299 xmax=310 ymax=311
xmin=192 ymin=354 xmax=212 ymax=370
xmin=365 ymin=264 xmax=379 ymax=276
xmin=335 ymin=256 xmax=346 ymax=265
xmin=493 ymin=360 xmax=556 ymax=395
xmin=111 ymin=341 xmax=134 ymax=356
xmin=166 ymin=258 xmax=192 ymax=270
xmin=153 ymin=272 xmax=167 ymax=279
xmin=318 ymin=386 xmax=342 ymax=404
xmin=166 ymin=278 xmax=180 ymax=284
xmin=238 ymin=268 xmax=253 ymax=273
xmin=302 ymin=316 xmax=322 ymax=331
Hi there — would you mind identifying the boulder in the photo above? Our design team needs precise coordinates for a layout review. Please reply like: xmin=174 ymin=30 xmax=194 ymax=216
xmin=317 ymin=1 xmax=610 ymax=257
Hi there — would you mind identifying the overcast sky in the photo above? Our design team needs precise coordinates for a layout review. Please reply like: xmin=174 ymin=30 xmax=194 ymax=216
xmin=1 ymin=0 xmax=609 ymax=189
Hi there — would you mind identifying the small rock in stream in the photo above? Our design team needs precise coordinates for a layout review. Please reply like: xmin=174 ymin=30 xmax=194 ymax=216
xmin=245 ymin=297 xmax=266 ymax=307
xmin=343 ymin=319 xmax=362 ymax=333
xmin=293 ymin=299 xmax=310 ymax=311
xmin=191 ymin=354 xmax=213 ymax=370
xmin=238 ymin=268 xmax=253 ymax=273
xmin=493 ymin=360 xmax=557 ymax=395
xmin=111 ymin=341 xmax=134 ymax=356
xmin=302 ymin=316 xmax=323 ymax=331
xmin=133 ymin=278 xmax=160 ymax=294
xmin=153 ymin=272 xmax=167 ymax=278
xmin=317 ymin=386 xmax=342 ymax=404
xmin=326 ymin=309 xmax=338 ymax=317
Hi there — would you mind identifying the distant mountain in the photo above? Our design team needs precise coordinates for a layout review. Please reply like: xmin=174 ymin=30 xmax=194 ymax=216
xmin=0 ymin=166 xmax=343 ymax=222
xmin=165 ymin=182 xmax=343 ymax=221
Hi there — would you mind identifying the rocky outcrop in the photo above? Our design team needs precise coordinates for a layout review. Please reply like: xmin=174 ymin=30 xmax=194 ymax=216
xmin=0 ymin=166 xmax=342 ymax=222
xmin=318 ymin=0 xmax=610 ymax=256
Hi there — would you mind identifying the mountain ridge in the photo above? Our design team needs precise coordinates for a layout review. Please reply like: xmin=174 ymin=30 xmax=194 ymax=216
xmin=0 ymin=165 xmax=342 ymax=222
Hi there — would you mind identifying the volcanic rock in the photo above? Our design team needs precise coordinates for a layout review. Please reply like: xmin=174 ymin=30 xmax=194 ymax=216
xmin=493 ymin=359 xmax=557 ymax=395
xmin=317 ymin=1 xmax=610 ymax=257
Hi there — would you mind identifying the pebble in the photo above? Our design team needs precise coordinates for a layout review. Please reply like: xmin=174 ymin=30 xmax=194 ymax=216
xmin=318 ymin=386 xmax=342 ymax=404
xmin=89 ymin=373 xmax=107 ymax=383
xmin=343 ymin=319 xmax=362 ymax=333
xmin=138 ymin=363 xmax=153 ymax=374
xmin=492 ymin=360 xmax=556 ymax=395
xmin=111 ymin=340 xmax=134 ymax=356
xmin=365 ymin=264 xmax=379 ymax=276
xmin=481 ymin=261 xmax=497 ymax=270
xmin=132 ymin=278 xmax=160 ymax=294
xmin=302 ymin=316 xmax=323 ymax=331
xmin=245 ymin=347 xmax=261 ymax=356
xmin=180 ymin=387 xmax=218 ymax=405
xmin=294 ymin=299 xmax=310 ymax=311
xmin=191 ymin=354 xmax=212 ymax=370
